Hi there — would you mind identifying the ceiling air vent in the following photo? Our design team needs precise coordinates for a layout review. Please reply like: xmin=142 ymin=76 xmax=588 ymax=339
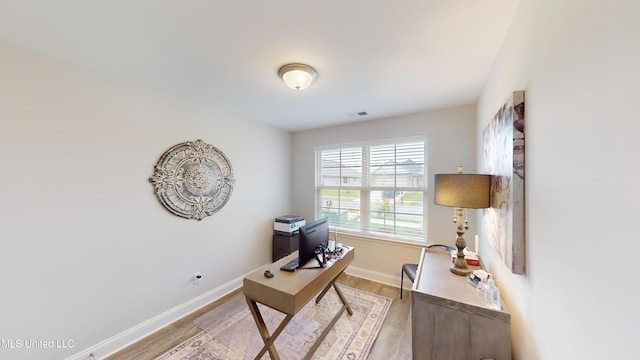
xmin=346 ymin=111 xmax=368 ymax=118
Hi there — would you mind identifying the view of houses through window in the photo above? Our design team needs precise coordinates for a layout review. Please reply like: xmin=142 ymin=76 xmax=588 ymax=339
xmin=316 ymin=138 xmax=426 ymax=241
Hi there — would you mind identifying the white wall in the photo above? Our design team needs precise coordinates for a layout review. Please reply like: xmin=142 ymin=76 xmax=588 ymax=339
xmin=477 ymin=0 xmax=640 ymax=358
xmin=292 ymin=106 xmax=479 ymax=281
xmin=0 ymin=42 xmax=291 ymax=360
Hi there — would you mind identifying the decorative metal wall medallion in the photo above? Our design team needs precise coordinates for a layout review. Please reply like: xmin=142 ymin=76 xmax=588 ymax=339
xmin=149 ymin=140 xmax=235 ymax=220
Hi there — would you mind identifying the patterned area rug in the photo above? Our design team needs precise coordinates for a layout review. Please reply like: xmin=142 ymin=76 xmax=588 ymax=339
xmin=155 ymin=285 xmax=392 ymax=360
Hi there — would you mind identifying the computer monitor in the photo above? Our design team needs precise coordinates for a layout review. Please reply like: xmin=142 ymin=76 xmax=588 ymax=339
xmin=298 ymin=217 xmax=329 ymax=268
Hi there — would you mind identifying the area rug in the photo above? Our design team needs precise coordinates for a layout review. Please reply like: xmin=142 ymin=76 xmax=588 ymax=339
xmin=155 ymin=285 xmax=392 ymax=360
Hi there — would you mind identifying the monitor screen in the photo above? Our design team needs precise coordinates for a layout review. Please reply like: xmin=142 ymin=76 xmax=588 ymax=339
xmin=298 ymin=217 xmax=329 ymax=268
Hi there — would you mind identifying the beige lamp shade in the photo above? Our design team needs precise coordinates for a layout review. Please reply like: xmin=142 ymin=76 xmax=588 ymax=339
xmin=434 ymin=174 xmax=491 ymax=208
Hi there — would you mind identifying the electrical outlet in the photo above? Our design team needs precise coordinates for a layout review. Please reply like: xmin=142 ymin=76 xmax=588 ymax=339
xmin=193 ymin=272 xmax=202 ymax=284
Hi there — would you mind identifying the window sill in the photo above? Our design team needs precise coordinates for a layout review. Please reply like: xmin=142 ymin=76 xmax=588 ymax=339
xmin=334 ymin=229 xmax=428 ymax=248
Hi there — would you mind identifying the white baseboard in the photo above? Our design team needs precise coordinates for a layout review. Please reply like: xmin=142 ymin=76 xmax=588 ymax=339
xmin=64 ymin=275 xmax=244 ymax=360
xmin=345 ymin=265 xmax=411 ymax=290
xmin=66 ymin=263 xmax=408 ymax=360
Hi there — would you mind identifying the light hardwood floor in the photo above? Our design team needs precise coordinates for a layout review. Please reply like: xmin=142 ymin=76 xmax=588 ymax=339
xmin=106 ymin=274 xmax=412 ymax=360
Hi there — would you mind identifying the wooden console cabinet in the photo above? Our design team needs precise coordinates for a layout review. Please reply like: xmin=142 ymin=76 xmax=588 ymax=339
xmin=411 ymin=249 xmax=511 ymax=360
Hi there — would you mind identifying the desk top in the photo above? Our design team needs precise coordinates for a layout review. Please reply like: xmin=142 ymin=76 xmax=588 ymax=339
xmin=243 ymin=247 xmax=354 ymax=315
xmin=413 ymin=249 xmax=510 ymax=320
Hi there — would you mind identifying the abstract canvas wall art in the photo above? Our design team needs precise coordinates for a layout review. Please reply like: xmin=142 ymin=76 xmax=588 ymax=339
xmin=482 ymin=90 xmax=525 ymax=274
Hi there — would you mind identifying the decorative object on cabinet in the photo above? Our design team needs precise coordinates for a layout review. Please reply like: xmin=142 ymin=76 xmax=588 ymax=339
xmin=149 ymin=139 xmax=235 ymax=220
xmin=482 ymin=90 xmax=525 ymax=274
xmin=434 ymin=167 xmax=491 ymax=275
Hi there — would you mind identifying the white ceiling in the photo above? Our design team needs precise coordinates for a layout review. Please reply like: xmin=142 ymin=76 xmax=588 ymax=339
xmin=0 ymin=0 xmax=519 ymax=132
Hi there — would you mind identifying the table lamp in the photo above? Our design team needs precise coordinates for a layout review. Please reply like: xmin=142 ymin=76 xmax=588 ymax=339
xmin=434 ymin=167 xmax=492 ymax=275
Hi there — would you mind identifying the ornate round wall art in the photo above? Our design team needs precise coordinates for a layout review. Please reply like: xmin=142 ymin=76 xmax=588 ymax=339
xmin=149 ymin=140 xmax=235 ymax=220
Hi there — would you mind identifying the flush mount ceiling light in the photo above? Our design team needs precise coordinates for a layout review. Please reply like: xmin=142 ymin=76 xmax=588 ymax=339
xmin=278 ymin=63 xmax=317 ymax=90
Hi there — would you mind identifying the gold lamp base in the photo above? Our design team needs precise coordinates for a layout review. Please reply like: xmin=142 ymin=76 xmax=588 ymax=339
xmin=450 ymin=264 xmax=472 ymax=276
xmin=450 ymin=207 xmax=471 ymax=276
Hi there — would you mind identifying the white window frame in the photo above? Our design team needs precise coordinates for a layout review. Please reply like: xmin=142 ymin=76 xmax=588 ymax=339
xmin=315 ymin=136 xmax=428 ymax=243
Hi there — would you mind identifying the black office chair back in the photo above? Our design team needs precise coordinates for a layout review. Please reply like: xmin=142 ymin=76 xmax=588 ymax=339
xmin=400 ymin=244 xmax=455 ymax=299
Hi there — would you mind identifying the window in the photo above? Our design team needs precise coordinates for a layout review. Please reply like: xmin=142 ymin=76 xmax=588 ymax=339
xmin=316 ymin=137 xmax=427 ymax=241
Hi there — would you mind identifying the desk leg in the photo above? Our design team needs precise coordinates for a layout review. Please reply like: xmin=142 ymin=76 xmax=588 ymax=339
xmin=332 ymin=282 xmax=354 ymax=316
xmin=246 ymin=297 xmax=293 ymax=360
xmin=304 ymin=281 xmax=353 ymax=359
xmin=315 ymin=278 xmax=353 ymax=316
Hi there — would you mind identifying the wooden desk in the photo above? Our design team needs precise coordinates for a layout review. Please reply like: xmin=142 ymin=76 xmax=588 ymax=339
xmin=243 ymin=247 xmax=354 ymax=360
xmin=411 ymin=249 xmax=511 ymax=360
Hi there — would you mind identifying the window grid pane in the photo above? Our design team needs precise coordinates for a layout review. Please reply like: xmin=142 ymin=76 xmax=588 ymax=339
xmin=319 ymin=148 xmax=362 ymax=187
xmin=317 ymin=139 xmax=426 ymax=241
